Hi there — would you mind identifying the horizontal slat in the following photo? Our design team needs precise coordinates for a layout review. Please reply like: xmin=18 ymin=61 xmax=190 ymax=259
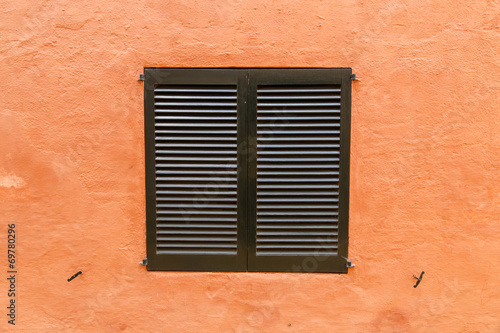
xmin=157 ymin=170 xmax=237 ymax=175
xmin=155 ymin=101 xmax=236 ymax=106
xmin=156 ymin=150 xmax=236 ymax=155
xmin=155 ymin=95 xmax=236 ymax=100
xmin=256 ymin=251 xmax=337 ymax=256
xmin=257 ymin=231 xmax=337 ymax=236
xmin=257 ymin=131 xmax=340 ymax=135
xmin=257 ymin=102 xmax=340 ymax=107
xmin=257 ymin=178 xmax=339 ymax=182
xmin=157 ymin=217 xmax=236 ymax=222
xmin=156 ymin=184 xmax=237 ymax=188
xmin=257 ymin=123 xmax=340 ymax=128
xmin=257 ymin=157 xmax=339 ymax=162
xmin=156 ymin=143 xmax=237 ymax=148
xmin=155 ymin=109 xmax=237 ymax=114
xmin=157 ymin=177 xmax=236 ymax=182
xmin=257 ymin=244 xmax=337 ymax=249
xmin=155 ymin=123 xmax=236 ymax=127
xmin=156 ymin=190 xmax=237 ymax=195
xmin=257 ymin=164 xmax=339 ymax=169
xmin=156 ymin=157 xmax=236 ymax=161
xmin=157 ymin=203 xmax=237 ymax=209
xmin=155 ymin=87 xmax=236 ymax=92
xmin=258 ymin=109 xmax=340 ymax=114
xmin=257 ymin=171 xmax=338 ymax=176
xmin=155 ymin=116 xmax=237 ymax=121
xmin=257 ymin=151 xmax=339 ymax=155
xmin=257 ymin=95 xmax=340 ymax=100
xmin=157 ymin=183 xmax=237 ymax=190
xmin=155 ymin=89 xmax=236 ymax=94
xmin=155 ymin=130 xmax=237 ymax=134
xmin=156 ymin=181 xmax=236 ymax=186
xmin=257 ymin=238 xmax=337 ymax=242
xmin=257 ymin=117 xmax=340 ymax=123
xmin=157 ymin=236 xmax=236 ymax=242
xmin=257 ymin=211 xmax=338 ymax=216
xmin=257 ymin=191 xmax=339 ymax=196
xmin=157 ymin=211 xmax=236 ymax=216
xmin=257 ymin=198 xmax=336 ymax=202
xmin=156 ymin=164 xmax=237 ymax=169
xmin=157 ymin=223 xmax=236 ymax=228
xmin=257 ymin=185 xmax=338 ymax=190
xmin=157 ymin=250 xmax=237 ymax=255
xmin=257 ymin=205 xmax=338 ymax=209
xmin=256 ymin=218 xmax=338 ymax=223
xmin=258 ymin=88 xmax=340 ymax=93
xmin=157 ymin=230 xmax=237 ymax=235
xmin=157 ymin=197 xmax=237 ymax=202
xmin=257 ymin=225 xmax=337 ymax=229
xmin=257 ymin=137 xmax=340 ymax=141
xmin=156 ymin=164 xmax=238 ymax=172
xmin=257 ymin=144 xmax=340 ymax=149
xmin=157 ymin=244 xmax=236 ymax=249
xmin=156 ymin=136 xmax=237 ymax=141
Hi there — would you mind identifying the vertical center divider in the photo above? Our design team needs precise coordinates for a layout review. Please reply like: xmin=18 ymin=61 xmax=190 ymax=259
xmin=246 ymin=71 xmax=258 ymax=270
xmin=236 ymin=70 xmax=250 ymax=271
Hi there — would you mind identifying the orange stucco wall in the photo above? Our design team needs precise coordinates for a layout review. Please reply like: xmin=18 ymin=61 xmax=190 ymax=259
xmin=1 ymin=0 xmax=499 ymax=332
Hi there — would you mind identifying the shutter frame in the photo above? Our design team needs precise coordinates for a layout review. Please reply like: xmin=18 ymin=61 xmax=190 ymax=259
xmin=145 ymin=68 xmax=351 ymax=273
xmin=246 ymin=69 xmax=351 ymax=273
xmin=144 ymin=69 xmax=248 ymax=271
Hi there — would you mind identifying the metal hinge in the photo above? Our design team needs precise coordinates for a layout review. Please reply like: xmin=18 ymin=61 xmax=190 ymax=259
xmin=346 ymin=259 xmax=355 ymax=268
xmin=140 ymin=258 xmax=148 ymax=266
xmin=138 ymin=74 xmax=145 ymax=81
xmin=350 ymin=74 xmax=359 ymax=81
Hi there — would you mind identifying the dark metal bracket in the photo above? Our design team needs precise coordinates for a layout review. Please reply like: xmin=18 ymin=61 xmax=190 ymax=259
xmin=413 ymin=271 xmax=425 ymax=288
xmin=67 ymin=271 xmax=82 ymax=282
xmin=346 ymin=259 xmax=355 ymax=268
xmin=140 ymin=258 xmax=148 ymax=266
xmin=138 ymin=74 xmax=145 ymax=81
xmin=350 ymin=74 xmax=359 ymax=81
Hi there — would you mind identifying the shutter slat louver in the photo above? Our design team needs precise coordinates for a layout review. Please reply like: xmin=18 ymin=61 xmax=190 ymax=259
xmin=153 ymin=84 xmax=239 ymax=256
xmin=247 ymin=70 xmax=350 ymax=273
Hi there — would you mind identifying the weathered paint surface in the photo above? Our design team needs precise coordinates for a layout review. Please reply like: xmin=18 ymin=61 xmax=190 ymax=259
xmin=1 ymin=0 xmax=499 ymax=332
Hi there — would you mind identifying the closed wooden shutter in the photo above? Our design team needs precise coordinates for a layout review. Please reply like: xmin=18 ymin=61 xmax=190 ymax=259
xmin=145 ymin=69 xmax=248 ymax=271
xmin=145 ymin=68 xmax=351 ymax=272
xmin=247 ymin=69 xmax=351 ymax=273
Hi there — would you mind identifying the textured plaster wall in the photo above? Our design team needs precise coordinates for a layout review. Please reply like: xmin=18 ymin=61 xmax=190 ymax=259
xmin=1 ymin=0 xmax=499 ymax=332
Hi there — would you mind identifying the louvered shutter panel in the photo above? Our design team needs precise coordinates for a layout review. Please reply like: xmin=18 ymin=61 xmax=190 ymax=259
xmin=145 ymin=68 xmax=351 ymax=272
xmin=145 ymin=69 xmax=248 ymax=271
xmin=247 ymin=69 xmax=351 ymax=273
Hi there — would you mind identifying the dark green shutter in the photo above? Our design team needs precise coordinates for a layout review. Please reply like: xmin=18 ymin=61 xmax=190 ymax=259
xmin=247 ymin=69 xmax=351 ymax=273
xmin=145 ymin=68 xmax=350 ymax=273
xmin=145 ymin=69 xmax=248 ymax=271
